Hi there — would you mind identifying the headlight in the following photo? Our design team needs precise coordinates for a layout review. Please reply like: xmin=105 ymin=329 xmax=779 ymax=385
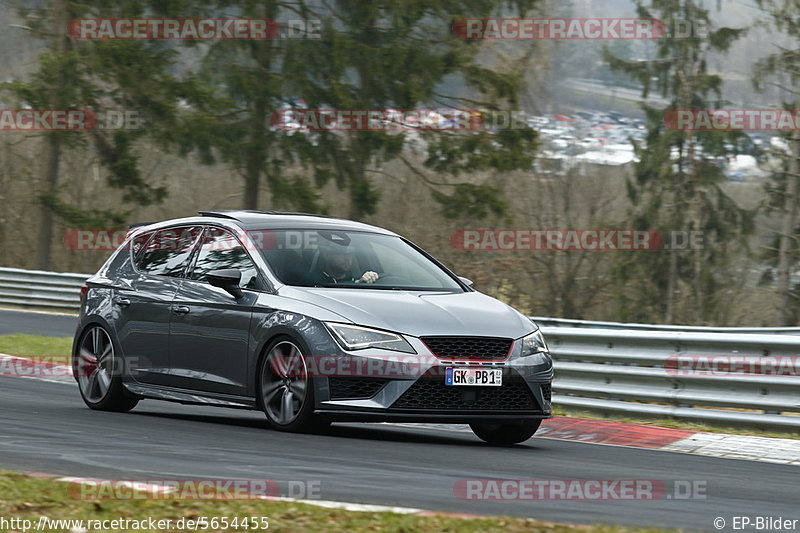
xmin=520 ymin=329 xmax=549 ymax=356
xmin=325 ymin=323 xmax=416 ymax=354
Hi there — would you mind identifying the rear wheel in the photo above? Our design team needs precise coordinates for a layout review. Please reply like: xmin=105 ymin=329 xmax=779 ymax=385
xmin=470 ymin=420 xmax=541 ymax=445
xmin=73 ymin=325 xmax=139 ymax=412
xmin=258 ymin=337 xmax=328 ymax=433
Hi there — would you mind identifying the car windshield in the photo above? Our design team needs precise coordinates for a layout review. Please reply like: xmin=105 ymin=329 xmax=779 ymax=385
xmin=256 ymin=229 xmax=462 ymax=291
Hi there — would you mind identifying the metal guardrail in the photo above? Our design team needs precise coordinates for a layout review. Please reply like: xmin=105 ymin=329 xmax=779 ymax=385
xmin=0 ymin=267 xmax=87 ymax=311
xmin=534 ymin=316 xmax=800 ymax=334
xmin=1 ymin=267 xmax=798 ymax=430
xmin=542 ymin=327 xmax=800 ymax=430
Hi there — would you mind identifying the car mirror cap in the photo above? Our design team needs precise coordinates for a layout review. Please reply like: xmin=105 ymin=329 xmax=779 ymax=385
xmin=207 ymin=269 xmax=244 ymax=299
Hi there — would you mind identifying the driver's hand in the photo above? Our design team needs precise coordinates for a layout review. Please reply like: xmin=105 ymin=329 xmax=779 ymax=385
xmin=358 ymin=271 xmax=379 ymax=284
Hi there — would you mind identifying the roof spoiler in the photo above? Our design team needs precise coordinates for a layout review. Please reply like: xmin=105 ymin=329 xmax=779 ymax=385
xmin=198 ymin=210 xmax=240 ymax=219
xmin=199 ymin=210 xmax=335 ymax=219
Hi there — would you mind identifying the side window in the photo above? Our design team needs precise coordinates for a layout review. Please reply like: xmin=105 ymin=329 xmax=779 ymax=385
xmin=190 ymin=228 xmax=260 ymax=289
xmin=135 ymin=227 xmax=202 ymax=278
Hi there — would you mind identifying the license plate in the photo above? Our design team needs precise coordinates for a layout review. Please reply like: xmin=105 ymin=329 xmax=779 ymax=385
xmin=445 ymin=367 xmax=502 ymax=387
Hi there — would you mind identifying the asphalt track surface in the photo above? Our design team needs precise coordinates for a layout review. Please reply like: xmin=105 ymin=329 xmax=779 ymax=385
xmin=0 ymin=308 xmax=77 ymax=337
xmin=0 ymin=309 xmax=797 ymax=531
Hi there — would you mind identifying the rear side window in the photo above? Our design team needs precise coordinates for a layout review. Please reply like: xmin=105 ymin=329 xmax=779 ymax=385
xmin=135 ymin=227 xmax=202 ymax=277
xmin=131 ymin=231 xmax=153 ymax=259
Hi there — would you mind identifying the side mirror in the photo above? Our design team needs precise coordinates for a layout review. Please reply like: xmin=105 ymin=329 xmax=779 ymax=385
xmin=458 ymin=276 xmax=474 ymax=288
xmin=207 ymin=269 xmax=244 ymax=299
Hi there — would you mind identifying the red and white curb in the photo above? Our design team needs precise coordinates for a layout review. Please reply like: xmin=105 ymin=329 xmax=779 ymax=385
xmin=540 ymin=417 xmax=800 ymax=464
xmin=393 ymin=417 xmax=800 ymax=465
xmin=5 ymin=354 xmax=800 ymax=465
xmin=0 ymin=353 xmax=74 ymax=384
xmin=660 ymin=432 xmax=800 ymax=464
xmin=387 ymin=417 xmax=800 ymax=465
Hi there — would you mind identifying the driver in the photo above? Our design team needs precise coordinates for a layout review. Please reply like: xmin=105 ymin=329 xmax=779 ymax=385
xmin=314 ymin=239 xmax=378 ymax=285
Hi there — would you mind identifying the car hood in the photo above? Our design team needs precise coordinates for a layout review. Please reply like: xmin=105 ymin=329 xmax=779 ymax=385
xmin=279 ymin=287 xmax=536 ymax=338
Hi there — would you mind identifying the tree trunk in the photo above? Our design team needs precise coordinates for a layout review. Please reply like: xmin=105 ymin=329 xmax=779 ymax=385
xmin=777 ymin=129 xmax=800 ymax=325
xmin=241 ymin=2 xmax=276 ymax=211
xmin=36 ymin=135 xmax=62 ymax=269
xmin=36 ymin=0 xmax=68 ymax=270
xmin=665 ymin=248 xmax=677 ymax=323
xmin=243 ymin=98 xmax=266 ymax=210
xmin=0 ymin=140 xmax=7 ymax=262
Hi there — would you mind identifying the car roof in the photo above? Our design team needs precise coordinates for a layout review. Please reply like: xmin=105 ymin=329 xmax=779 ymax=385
xmin=198 ymin=210 xmax=398 ymax=235
xmin=126 ymin=211 xmax=399 ymax=238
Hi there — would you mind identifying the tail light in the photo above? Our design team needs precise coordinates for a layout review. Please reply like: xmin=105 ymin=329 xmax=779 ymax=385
xmin=80 ymin=286 xmax=88 ymax=301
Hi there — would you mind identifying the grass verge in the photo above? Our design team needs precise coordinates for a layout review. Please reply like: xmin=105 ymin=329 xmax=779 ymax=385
xmin=0 ymin=470 xmax=678 ymax=533
xmin=0 ymin=334 xmax=72 ymax=365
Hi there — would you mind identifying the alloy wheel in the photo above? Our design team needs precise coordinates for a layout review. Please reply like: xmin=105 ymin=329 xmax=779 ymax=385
xmin=261 ymin=341 xmax=309 ymax=425
xmin=75 ymin=326 xmax=115 ymax=403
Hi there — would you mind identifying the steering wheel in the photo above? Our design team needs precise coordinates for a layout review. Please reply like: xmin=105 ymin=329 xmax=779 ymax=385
xmin=372 ymin=273 xmax=412 ymax=285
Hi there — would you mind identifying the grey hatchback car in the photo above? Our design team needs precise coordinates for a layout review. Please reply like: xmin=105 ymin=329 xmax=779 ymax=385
xmin=73 ymin=211 xmax=553 ymax=444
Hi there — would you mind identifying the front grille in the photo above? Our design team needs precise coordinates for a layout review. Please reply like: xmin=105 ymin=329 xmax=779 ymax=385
xmin=329 ymin=378 xmax=389 ymax=400
xmin=391 ymin=371 xmax=538 ymax=411
xmin=422 ymin=336 xmax=513 ymax=361
xmin=541 ymin=382 xmax=552 ymax=403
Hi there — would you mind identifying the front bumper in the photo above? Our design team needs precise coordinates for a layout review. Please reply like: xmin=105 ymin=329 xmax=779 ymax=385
xmin=311 ymin=336 xmax=553 ymax=422
xmin=313 ymin=410 xmax=552 ymax=423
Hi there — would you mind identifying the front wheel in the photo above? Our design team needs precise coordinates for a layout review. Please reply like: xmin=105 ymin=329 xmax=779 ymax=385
xmin=73 ymin=325 xmax=139 ymax=412
xmin=258 ymin=337 xmax=328 ymax=433
xmin=470 ymin=420 xmax=541 ymax=445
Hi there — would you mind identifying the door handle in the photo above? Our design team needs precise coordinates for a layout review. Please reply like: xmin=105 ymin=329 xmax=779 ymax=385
xmin=114 ymin=297 xmax=131 ymax=307
xmin=172 ymin=305 xmax=190 ymax=315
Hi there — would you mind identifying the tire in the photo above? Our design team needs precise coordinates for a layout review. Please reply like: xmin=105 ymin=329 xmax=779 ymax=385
xmin=73 ymin=325 xmax=139 ymax=412
xmin=258 ymin=336 xmax=329 ymax=433
xmin=470 ymin=420 xmax=541 ymax=445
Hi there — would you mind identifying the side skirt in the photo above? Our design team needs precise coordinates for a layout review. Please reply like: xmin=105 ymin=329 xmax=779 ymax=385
xmin=124 ymin=382 xmax=257 ymax=410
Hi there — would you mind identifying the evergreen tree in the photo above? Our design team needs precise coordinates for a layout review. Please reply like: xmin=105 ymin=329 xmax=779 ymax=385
xmin=754 ymin=0 xmax=800 ymax=325
xmin=605 ymin=0 xmax=754 ymax=324
xmin=4 ymin=0 xmax=201 ymax=268
xmin=183 ymin=0 xmax=540 ymax=218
